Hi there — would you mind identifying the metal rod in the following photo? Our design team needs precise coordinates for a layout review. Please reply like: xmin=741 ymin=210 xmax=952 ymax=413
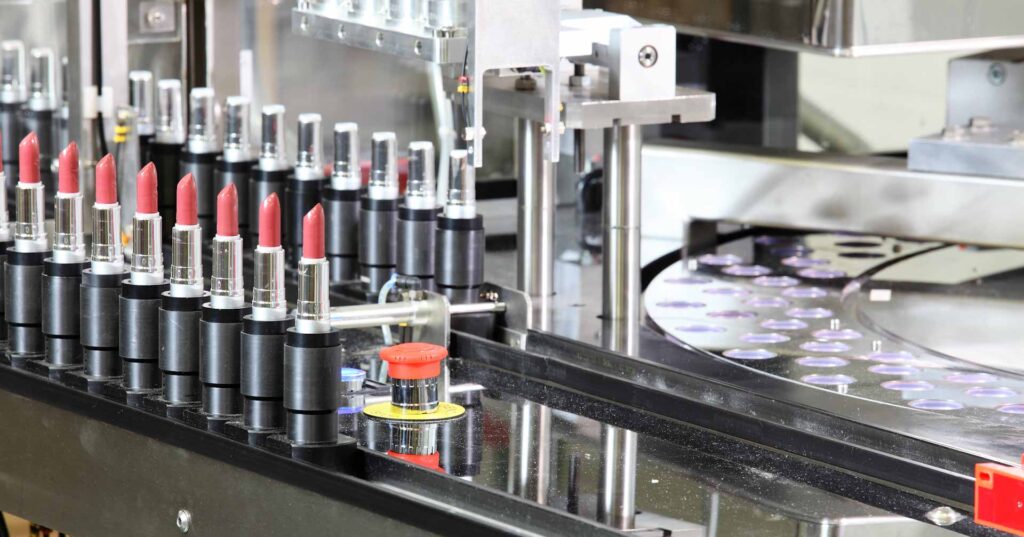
xmin=330 ymin=302 xmax=421 ymax=330
xmin=515 ymin=118 xmax=555 ymax=300
xmin=601 ymin=124 xmax=641 ymax=322
xmin=449 ymin=301 xmax=505 ymax=315
xmin=329 ymin=299 xmax=506 ymax=331
xmin=597 ymin=425 xmax=638 ymax=530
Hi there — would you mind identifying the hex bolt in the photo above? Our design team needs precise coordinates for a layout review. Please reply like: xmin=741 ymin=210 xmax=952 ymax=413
xmin=176 ymin=509 xmax=192 ymax=533
xmin=638 ymin=45 xmax=658 ymax=68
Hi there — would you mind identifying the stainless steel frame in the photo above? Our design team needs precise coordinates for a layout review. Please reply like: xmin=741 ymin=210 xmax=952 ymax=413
xmin=643 ymin=142 xmax=1024 ymax=249
xmin=589 ymin=0 xmax=1024 ymax=57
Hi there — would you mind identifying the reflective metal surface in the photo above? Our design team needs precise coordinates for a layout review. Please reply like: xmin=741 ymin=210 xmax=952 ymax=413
xmin=643 ymin=142 xmax=1024 ymax=249
xmin=643 ymin=232 xmax=1024 ymax=467
xmin=588 ymin=0 xmax=1024 ymax=57
xmin=350 ymin=358 xmax=957 ymax=536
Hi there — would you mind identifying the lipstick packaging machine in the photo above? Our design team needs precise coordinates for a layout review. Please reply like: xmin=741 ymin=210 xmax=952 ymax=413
xmin=0 ymin=1 xmax=1023 ymax=536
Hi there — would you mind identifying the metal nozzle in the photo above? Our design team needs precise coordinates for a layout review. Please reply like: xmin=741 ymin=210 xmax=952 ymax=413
xmin=294 ymin=113 xmax=324 ymax=180
xmin=331 ymin=122 xmax=360 ymax=190
xmin=27 ymin=48 xmax=56 ymax=111
xmin=445 ymin=149 xmax=475 ymax=218
xmin=0 ymin=40 xmax=26 ymax=104
xmin=223 ymin=96 xmax=253 ymax=162
xmin=369 ymin=131 xmax=398 ymax=199
xmin=405 ymin=141 xmax=435 ymax=209
xmin=156 ymin=79 xmax=185 ymax=145
xmin=129 ymin=71 xmax=155 ymax=137
xmin=259 ymin=104 xmax=288 ymax=171
xmin=187 ymin=87 xmax=219 ymax=153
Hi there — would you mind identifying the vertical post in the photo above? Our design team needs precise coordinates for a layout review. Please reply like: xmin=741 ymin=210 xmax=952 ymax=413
xmin=600 ymin=118 xmax=642 ymax=528
xmin=507 ymin=399 xmax=551 ymax=504
xmin=602 ymin=123 xmax=641 ymax=323
xmin=515 ymin=118 xmax=555 ymax=307
xmin=597 ymin=424 xmax=638 ymax=529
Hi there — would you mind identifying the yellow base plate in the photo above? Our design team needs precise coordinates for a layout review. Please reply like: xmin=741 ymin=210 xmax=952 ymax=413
xmin=363 ymin=401 xmax=465 ymax=422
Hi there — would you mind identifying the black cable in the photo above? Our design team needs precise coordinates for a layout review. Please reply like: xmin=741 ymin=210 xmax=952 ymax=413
xmin=0 ymin=512 xmax=11 ymax=537
xmin=91 ymin=0 xmax=109 ymax=156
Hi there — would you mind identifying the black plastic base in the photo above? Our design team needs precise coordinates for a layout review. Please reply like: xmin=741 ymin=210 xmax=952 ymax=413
xmin=182 ymin=407 xmax=237 ymax=435
xmin=224 ymin=420 xmax=281 ymax=448
xmin=61 ymin=369 xmax=118 ymax=395
xmin=1 ymin=353 xmax=27 ymax=369
xmin=102 ymin=381 xmax=161 ymax=409
xmin=265 ymin=433 xmax=358 ymax=472
xmin=143 ymin=395 xmax=201 ymax=421
xmin=23 ymin=358 xmax=80 ymax=382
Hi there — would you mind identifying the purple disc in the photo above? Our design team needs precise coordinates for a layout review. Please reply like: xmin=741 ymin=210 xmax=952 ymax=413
xmin=675 ymin=324 xmax=727 ymax=333
xmin=761 ymin=318 xmax=808 ymax=331
xmin=703 ymin=287 xmax=750 ymax=297
xmin=797 ymin=268 xmax=848 ymax=280
xmin=722 ymin=348 xmax=777 ymax=360
xmin=997 ymin=404 xmax=1024 ymax=415
xmin=882 ymin=380 xmax=934 ymax=391
xmin=909 ymin=399 xmax=964 ymax=411
xmin=796 ymin=356 xmax=849 ymax=368
xmin=665 ymin=276 xmax=713 ymax=285
xmin=782 ymin=287 xmax=829 ymax=299
xmin=812 ymin=328 xmax=863 ymax=341
xmin=868 ymin=364 xmax=919 ymax=376
xmin=697 ymin=254 xmax=743 ymax=266
xmin=782 ymin=257 xmax=829 ymax=268
xmin=722 ymin=265 xmax=772 ymax=277
xmin=745 ymin=297 xmax=790 ymax=308
xmin=771 ymin=246 xmax=813 ymax=257
xmin=966 ymin=386 xmax=1017 ymax=398
xmin=945 ymin=372 xmax=998 ymax=384
xmin=655 ymin=300 xmax=706 ymax=309
xmin=707 ymin=310 xmax=757 ymax=319
xmin=740 ymin=332 xmax=791 ymax=344
xmin=800 ymin=341 xmax=852 ymax=353
xmin=754 ymin=235 xmax=794 ymax=245
xmin=867 ymin=351 xmax=915 ymax=364
xmin=802 ymin=374 xmax=856 ymax=386
xmin=752 ymin=276 xmax=801 ymax=288
xmin=786 ymin=307 xmax=834 ymax=319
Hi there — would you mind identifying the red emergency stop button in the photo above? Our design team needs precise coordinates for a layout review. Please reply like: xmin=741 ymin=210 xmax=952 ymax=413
xmin=975 ymin=455 xmax=1024 ymax=536
xmin=380 ymin=342 xmax=447 ymax=380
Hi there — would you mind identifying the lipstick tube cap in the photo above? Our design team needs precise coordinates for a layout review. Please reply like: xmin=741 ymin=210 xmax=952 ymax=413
xmin=369 ymin=131 xmax=398 ymax=199
xmin=187 ymin=87 xmax=219 ymax=153
xmin=129 ymin=71 xmax=155 ymax=137
xmin=223 ymin=96 xmax=253 ymax=162
xmin=27 ymin=47 xmax=56 ymax=112
xmin=294 ymin=113 xmax=323 ymax=180
xmin=156 ymin=79 xmax=185 ymax=145
xmin=0 ymin=40 xmax=26 ymax=104
xmin=259 ymin=104 xmax=289 ymax=171
xmin=331 ymin=122 xmax=360 ymax=190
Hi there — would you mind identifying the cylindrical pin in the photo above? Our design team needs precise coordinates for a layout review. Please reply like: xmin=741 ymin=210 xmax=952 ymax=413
xmin=180 ymin=87 xmax=220 ymax=237
xmin=284 ymin=113 xmax=326 ymax=262
xmin=325 ymin=122 xmax=361 ymax=281
xmin=216 ymin=96 xmax=255 ymax=232
xmin=435 ymin=150 xmax=484 ymax=304
xmin=398 ymin=141 xmax=437 ymax=288
xmin=359 ymin=132 xmax=400 ymax=294
xmin=249 ymin=105 xmax=289 ymax=245
xmin=153 ymin=79 xmax=185 ymax=236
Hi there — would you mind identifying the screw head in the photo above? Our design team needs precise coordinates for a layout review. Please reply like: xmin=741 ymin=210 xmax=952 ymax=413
xmin=176 ymin=509 xmax=192 ymax=533
xmin=924 ymin=506 xmax=963 ymax=527
xmin=638 ymin=45 xmax=658 ymax=68
xmin=988 ymin=62 xmax=1006 ymax=86
xmin=146 ymin=9 xmax=166 ymax=28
